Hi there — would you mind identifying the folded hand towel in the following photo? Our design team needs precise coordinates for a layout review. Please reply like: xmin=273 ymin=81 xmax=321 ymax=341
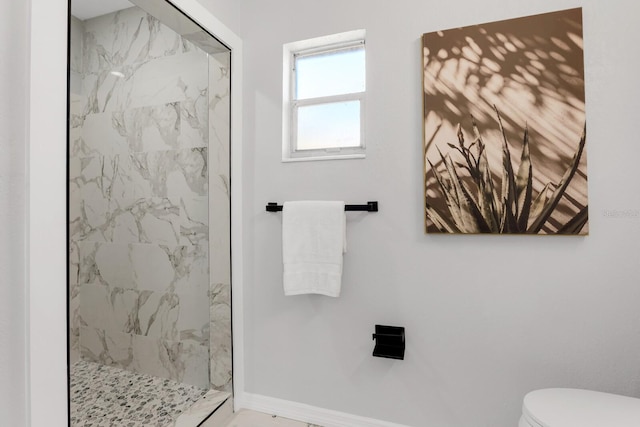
xmin=282 ymin=201 xmax=346 ymax=297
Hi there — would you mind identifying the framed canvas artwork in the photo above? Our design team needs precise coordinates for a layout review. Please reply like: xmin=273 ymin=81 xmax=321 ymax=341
xmin=423 ymin=8 xmax=588 ymax=234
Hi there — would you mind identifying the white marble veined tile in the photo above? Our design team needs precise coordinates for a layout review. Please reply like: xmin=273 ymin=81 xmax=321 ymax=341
xmin=69 ymin=135 xmax=92 ymax=160
xmin=69 ymin=94 xmax=91 ymax=158
xmin=209 ymin=348 xmax=232 ymax=392
xmin=209 ymin=51 xmax=230 ymax=77
xmin=180 ymin=196 xmax=208 ymax=246
xmin=126 ymin=51 xmax=207 ymax=110
xmin=70 ymin=92 xmax=84 ymax=116
xmin=172 ymin=243 xmax=209 ymax=296
xmin=70 ymin=16 xmax=84 ymax=75
xmin=176 ymin=147 xmax=209 ymax=195
xmin=137 ymin=290 xmax=179 ymax=340
xmin=209 ymin=238 xmax=230 ymax=287
xmin=94 ymin=243 xmax=135 ymax=289
xmin=70 ymin=337 xmax=80 ymax=365
xmin=70 ymin=70 xmax=83 ymax=98
xmin=82 ymin=7 xmax=197 ymax=75
xmin=81 ymin=242 xmax=208 ymax=293
xmin=125 ymin=103 xmax=180 ymax=152
xmin=131 ymin=335 xmax=209 ymax=388
xmin=209 ymin=332 xmax=231 ymax=391
xmin=180 ymin=342 xmax=210 ymax=390
xmin=208 ymin=51 xmax=230 ymax=289
xmin=178 ymin=92 xmax=209 ymax=148
xmin=83 ymin=101 xmax=207 ymax=156
xmin=138 ymin=205 xmax=182 ymax=245
xmin=69 ymin=154 xmax=83 ymax=185
xmin=209 ymin=167 xmax=229 ymax=205
xmin=210 ymin=192 xmax=230 ymax=286
xmin=79 ymin=281 xmax=204 ymax=345
xmin=76 ymin=160 xmax=104 ymax=201
xmin=209 ymin=282 xmax=232 ymax=391
xmin=81 ymin=197 xmax=110 ymax=228
xmin=83 ymin=7 xmax=146 ymax=74
xmin=133 ymin=147 xmax=208 ymax=200
xmin=70 ymin=21 xmax=84 ymax=95
xmin=74 ymin=151 xmax=193 ymax=212
xmin=83 ymin=50 xmax=208 ymax=113
xmin=181 ymin=196 xmax=208 ymax=225
xmin=175 ymin=289 xmax=209 ymax=345
xmin=68 ymin=183 xmax=86 ymax=242
xmin=77 ymin=241 xmax=103 ymax=286
xmin=110 ymin=208 xmax=140 ymax=243
xmin=138 ymin=213 xmax=178 ymax=244
xmin=108 ymin=154 xmax=138 ymax=199
xmin=81 ymin=111 xmax=130 ymax=156
xmin=79 ymin=283 xmax=111 ymax=329
xmin=208 ymin=53 xmax=230 ymax=192
xmin=208 ymin=53 xmax=230 ymax=142
xmin=69 ymin=115 xmax=84 ymax=136
xmin=81 ymin=197 xmax=112 ymax=240
xmin=69 ymin=240 xmax=81 ymax=366
xmin=82 ymin=71 xmax=112 ymax=114
xmin=207 ymin=52 xmax=231 ymax=393
xmin=69 ymin=285 xmax=81 ymax=365
xmin=209 ymin=114 xmax=231 ymax=217
xmin=70 ymin=193 xmax=182 ymax=245
xmin=69 ymin=240 xmax=80 ymax=287
xmin=71 ymin=154 xmax=137 ymax=200
xmin=80 ymin=326 xmax=134 ymax=370
xmin=80 ymin=283 xmax=139 ymax=335
xmin=131 ymin=243 xmax=175 ymax=291
xmin=109 ymin=198 xmax=181 ymax=245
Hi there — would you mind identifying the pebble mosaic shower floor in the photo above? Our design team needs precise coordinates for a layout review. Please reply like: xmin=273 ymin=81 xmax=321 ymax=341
xmin=70 ymin=360 xmax=208 ymax=427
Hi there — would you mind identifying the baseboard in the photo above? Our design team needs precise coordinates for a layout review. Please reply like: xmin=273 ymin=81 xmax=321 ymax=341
xmin=234 ymin=392 xmax=413 ymax=427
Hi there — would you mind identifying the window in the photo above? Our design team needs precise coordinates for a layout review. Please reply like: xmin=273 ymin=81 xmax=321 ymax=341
xmin=283 ymin=30 xmax=366 ymax=161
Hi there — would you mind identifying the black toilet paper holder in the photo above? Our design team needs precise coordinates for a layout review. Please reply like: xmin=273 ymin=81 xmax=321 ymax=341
xmin=372 ymin=325 xmax=405 ymax=360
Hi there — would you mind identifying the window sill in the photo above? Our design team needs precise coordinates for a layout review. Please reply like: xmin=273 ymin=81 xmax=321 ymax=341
xmin=282 ymin=153 xmax=366 ymax=163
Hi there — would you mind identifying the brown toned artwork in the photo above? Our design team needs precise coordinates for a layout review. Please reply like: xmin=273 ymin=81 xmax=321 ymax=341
xmin=423 ymin=8 xmax=588 ymax=234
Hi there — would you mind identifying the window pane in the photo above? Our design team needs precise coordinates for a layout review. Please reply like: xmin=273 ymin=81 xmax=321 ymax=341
xmin=296 ymin=46 xmax=365 ymax=100
xmin=297 ymin=101 xmax=360 ymax=150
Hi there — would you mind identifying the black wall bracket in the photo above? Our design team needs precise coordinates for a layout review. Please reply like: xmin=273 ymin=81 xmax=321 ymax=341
xmin=372 ymin=325 xmax=405 ymax=360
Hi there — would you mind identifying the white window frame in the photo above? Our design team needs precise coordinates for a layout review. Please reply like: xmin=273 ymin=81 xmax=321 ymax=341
xmin=282 ymin=29 xmax=366 ymax=162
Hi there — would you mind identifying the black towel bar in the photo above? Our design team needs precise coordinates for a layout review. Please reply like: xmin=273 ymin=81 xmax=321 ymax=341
xmin=266 ymin=201 xmax=378 ymax=212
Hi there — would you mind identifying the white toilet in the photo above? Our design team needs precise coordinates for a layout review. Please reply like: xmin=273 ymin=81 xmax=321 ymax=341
xmin=519 ymin=388 xmax=640 ymax=427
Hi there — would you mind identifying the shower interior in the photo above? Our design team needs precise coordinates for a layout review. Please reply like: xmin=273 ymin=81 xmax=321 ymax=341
xmin=68 ymin=0 xmax=232 ymax=425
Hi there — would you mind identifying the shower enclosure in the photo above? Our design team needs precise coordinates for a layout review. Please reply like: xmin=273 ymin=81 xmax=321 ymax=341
xmin=68 ymin=0 xmax=232 ymax=425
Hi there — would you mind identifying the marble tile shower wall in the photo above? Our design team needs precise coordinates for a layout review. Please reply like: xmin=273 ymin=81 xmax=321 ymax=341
xmin=208 ymin=52 xmax=231 ymax=391
xmin=69 ymin=7 xmax=215 ymax=389
xmin=69 ymin=16 xmax=84 ymax=366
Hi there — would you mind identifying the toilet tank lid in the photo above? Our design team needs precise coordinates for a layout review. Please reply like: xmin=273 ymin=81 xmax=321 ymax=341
xmin=523 ymin=388 xmax=640 ymax=427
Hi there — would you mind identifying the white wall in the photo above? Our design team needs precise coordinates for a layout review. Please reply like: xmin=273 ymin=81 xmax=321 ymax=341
xmin=238 ymin=0 xmax=640 ymax=426
xmin=195 ymin=0 xmax=241 ymax=36
xmin=0 ymin=0 xmax=29 ymax=425
xmin=15 ymin=0 xmax=640 ymax=425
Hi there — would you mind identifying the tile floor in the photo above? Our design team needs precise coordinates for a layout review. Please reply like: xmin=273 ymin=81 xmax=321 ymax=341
xmin=223 ymin=410 xmax=322 ymax=427
xmin=70 ymin=360 xmax=208 ymax=426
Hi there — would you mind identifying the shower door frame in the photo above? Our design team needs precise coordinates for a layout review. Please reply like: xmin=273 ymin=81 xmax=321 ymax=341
xmin=27 ymin=0 xmax=245 ymax=425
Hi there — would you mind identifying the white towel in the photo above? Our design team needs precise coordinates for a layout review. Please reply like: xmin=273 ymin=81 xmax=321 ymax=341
xmin=282 ymin=201 xmax=346 ymax=297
